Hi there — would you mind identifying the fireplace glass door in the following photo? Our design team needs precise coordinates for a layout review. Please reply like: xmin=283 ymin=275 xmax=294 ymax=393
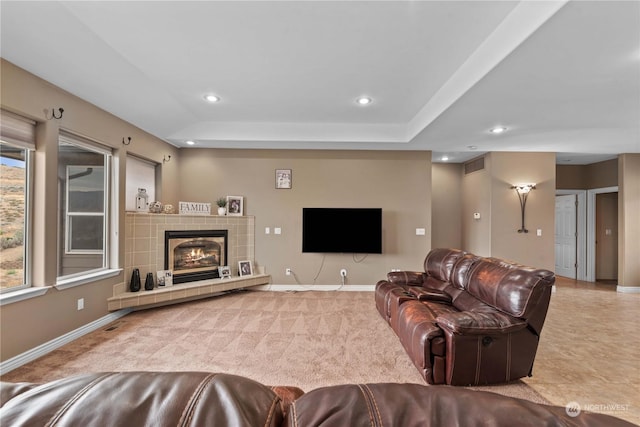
xmin=165 ymin=230 xmax=228 ymax=284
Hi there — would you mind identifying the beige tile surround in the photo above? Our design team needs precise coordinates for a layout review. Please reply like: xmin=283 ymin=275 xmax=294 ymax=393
xmin=107 ymin=274 xmax=270 ymax=311
xmin=113 ymin=213 xmax=257 ymax=298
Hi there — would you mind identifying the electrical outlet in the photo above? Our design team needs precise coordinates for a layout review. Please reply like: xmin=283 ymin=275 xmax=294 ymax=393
xmin=285 ymin=268 xmax=292 ymax=276
xmin=340 ymin=269 xmax=347 ymax=278
xmin=77 ymin=298 xmax=84 ymax=311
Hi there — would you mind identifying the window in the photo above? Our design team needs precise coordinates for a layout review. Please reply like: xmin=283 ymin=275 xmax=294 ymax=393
xmin=66 ymin=165 xmax=105 ymax=253
xmin=0 ymin=144 xmax=30 ymax=291
xmin=58 ymin=132 xmax=112 ymax=279
xmin=0 ymin=110 xmax=35 ymax=292
xmin=125 ymin=155 xmax=156 ymax=212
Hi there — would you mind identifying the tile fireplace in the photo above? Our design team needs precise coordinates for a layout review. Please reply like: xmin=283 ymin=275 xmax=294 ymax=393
xmin=110 ymin=213 xmax=266 ymax=310
xmin=119 ymin=213 xmax=256 ymax=296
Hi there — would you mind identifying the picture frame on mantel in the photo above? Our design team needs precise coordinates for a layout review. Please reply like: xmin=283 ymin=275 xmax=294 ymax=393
xmin=226 ymin=196 xmax=243 ymax=216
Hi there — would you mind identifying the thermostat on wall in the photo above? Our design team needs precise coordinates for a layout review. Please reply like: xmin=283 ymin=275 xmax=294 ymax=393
xmin=473 ymin=212 xmax=481 ymax=220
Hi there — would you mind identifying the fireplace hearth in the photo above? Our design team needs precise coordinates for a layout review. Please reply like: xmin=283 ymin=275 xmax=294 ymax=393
xmin=165 ymin=230 xmax=228 ymax=284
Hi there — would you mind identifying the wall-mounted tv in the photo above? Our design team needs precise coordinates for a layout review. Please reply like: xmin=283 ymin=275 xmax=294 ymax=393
xmin=302 ymin=208 xmax=382 ymax=254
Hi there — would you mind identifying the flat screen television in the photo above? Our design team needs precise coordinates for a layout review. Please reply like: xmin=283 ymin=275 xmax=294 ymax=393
xmin=302 ymin=208 xmax=382 ymax=254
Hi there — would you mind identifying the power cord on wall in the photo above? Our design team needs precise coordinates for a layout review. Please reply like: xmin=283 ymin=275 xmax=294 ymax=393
xmin=353 ymin=253 xmax=369 ymax=263
xmin=311 ymin=254 xmax=326 ymax=285
xmin=287 ymin=255 xmax=346 ymax=292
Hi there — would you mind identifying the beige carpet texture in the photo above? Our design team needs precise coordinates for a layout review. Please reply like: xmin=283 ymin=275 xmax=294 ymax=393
xmin=1 ymin=290 xmax=548 ymax=403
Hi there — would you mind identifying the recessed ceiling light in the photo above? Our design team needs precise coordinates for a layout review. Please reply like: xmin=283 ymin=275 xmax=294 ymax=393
xmin=489 ymin=126 xmax=507 ymax=134
xmin=441 ymin=156 xmax=449 ymax=162
xmin=356 ymin=96 xmax=372 ymax=105
xmin=186 ymin=140 xmax=195 ymax=145
xmin=204 ymin=94 xmax=220 ymax=103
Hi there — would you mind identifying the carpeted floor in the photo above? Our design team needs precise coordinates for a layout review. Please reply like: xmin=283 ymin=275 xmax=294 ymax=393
xmin=1 ymin=290 xmax=549 ymax=403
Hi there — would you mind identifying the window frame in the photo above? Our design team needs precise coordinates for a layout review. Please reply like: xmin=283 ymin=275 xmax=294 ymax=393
xmin=0 ymin=110 xmax=35 ymax=294
xmin=0 ymin=143 xmax=33 ymax=293
xmin=57 ymin=132 xmax=115 ymax=282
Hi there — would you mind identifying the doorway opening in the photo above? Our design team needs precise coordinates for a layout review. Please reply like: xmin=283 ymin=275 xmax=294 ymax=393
xmin=594 ymin=191 xmax=618 ymax=284
xmin=555 ymin=186 xmax=618 ymax=283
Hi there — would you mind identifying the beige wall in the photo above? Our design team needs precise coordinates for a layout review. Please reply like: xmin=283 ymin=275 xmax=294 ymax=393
xmin=462 ymin=158 xmax=492 ymax=256
xmin=557 ymin=159 xmax=618 ymax=189
xmin=461 ymin=152 xmax=556 ymax=270
xmin=489 ymin=152 xmax=556 ymax=270
xmin=178 ymin=149 xmax=433 ymax=285
xmin=618 ymin=154 xmax=640 ymax=288
xmin=432 ymin=163 xmax=462 ymax=249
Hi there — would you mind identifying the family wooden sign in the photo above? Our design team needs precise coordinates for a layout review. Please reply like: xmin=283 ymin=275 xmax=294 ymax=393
xmin=179 ymin=201 xmax=211 ymax=215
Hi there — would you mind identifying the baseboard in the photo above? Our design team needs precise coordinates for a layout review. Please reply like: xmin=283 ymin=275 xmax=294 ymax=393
xmin=617 ymin=285 xmax=640 ymax=293
xmin=253 ymin=284 xmax=375 ymax=292
xmin=0 ymin=308 xmax=132 ymax=376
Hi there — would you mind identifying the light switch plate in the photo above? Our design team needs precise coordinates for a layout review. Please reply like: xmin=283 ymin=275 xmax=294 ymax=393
xmin=416 ymin=228 xmax=426 ymax=236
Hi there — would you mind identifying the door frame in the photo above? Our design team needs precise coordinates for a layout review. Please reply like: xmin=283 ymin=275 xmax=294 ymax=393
xmin=556 ymin=190 xmax=587 ymax=281
xmin=586 ymin=186 xmax=618 ymax=282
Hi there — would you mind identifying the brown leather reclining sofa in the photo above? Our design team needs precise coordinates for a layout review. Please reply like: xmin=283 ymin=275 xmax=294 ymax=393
xmin=1 ymin=371 xmax=634 ymax=426
xmin=375 ymin=248 xmax=555 ymax=386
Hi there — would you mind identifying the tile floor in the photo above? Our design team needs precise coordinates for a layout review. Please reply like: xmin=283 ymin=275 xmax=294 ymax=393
xmin=523 ymin=277 xmax=639 ymax=425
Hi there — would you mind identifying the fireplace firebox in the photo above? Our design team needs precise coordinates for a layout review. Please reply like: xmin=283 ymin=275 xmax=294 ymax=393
xmin=164 ymin=230 xmax=228 ymax=284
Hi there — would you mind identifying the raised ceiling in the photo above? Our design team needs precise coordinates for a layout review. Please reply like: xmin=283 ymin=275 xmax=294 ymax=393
xmin=1 ymin=1 xmax=638 ymax=164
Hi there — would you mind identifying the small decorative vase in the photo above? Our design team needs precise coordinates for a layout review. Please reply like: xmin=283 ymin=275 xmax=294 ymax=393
xmin=218 ymin=207 xmax=226 ymax=216
xmin=144 ymin=272 xmax=155 ymax=291
xmin=129 ymin=268 xmax=141 ymax=292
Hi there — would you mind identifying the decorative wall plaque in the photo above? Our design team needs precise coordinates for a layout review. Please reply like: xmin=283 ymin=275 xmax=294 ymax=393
xmin=179 ymin=201 xmax=211 ymax=215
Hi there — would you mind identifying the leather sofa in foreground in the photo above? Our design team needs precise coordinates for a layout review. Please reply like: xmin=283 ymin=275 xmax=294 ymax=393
xmin=0 ymin=371 xmax=634 ymax=426
xmin=376 ymin=248 xmax=555 ymax=386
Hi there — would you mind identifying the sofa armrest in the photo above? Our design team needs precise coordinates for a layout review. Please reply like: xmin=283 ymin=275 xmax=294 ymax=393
xmin=1 ymin=382 xmax=39 ymax=407
xmin=408 ymin=287 xmax=452 ymax=303
xmin=436 ymin=311 xmax=527 ymax=335
xmin=386 ymin=271 xmax=425 ymax=286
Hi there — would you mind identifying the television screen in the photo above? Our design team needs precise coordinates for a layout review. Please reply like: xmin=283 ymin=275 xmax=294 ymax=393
xmin=302 ymin=208 xmax=382 ymax=254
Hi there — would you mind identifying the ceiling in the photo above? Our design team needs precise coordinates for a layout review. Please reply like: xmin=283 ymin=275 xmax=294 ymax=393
xmin=1 ymin=1 xmax=638 ymax=164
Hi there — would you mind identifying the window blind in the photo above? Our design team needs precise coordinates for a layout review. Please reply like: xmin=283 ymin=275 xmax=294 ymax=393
xmin=0 ymin=109 xmax=36 ymax=150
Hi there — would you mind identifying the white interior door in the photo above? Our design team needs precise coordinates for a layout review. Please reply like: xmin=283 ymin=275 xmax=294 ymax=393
xmin=555 ymin=194 xmax=577 ymax=279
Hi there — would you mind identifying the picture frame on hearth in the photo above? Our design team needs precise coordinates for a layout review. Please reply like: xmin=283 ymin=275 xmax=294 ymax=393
xmin=219 ymin=265 xmax=231 ymax=279
xmin=226 ymin=196 xmax=243 ymax=216
xmin=157 ymin=269 xmax=173 ymax=287
xmin=275 ymin=169 xmax=292 ymax=189
xmin=238 ymin=260 xmax=253 ymax=277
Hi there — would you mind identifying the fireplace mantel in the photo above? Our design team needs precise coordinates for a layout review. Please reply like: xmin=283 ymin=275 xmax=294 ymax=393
xmin=107 ymin=274 xmax=270 ymax=311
